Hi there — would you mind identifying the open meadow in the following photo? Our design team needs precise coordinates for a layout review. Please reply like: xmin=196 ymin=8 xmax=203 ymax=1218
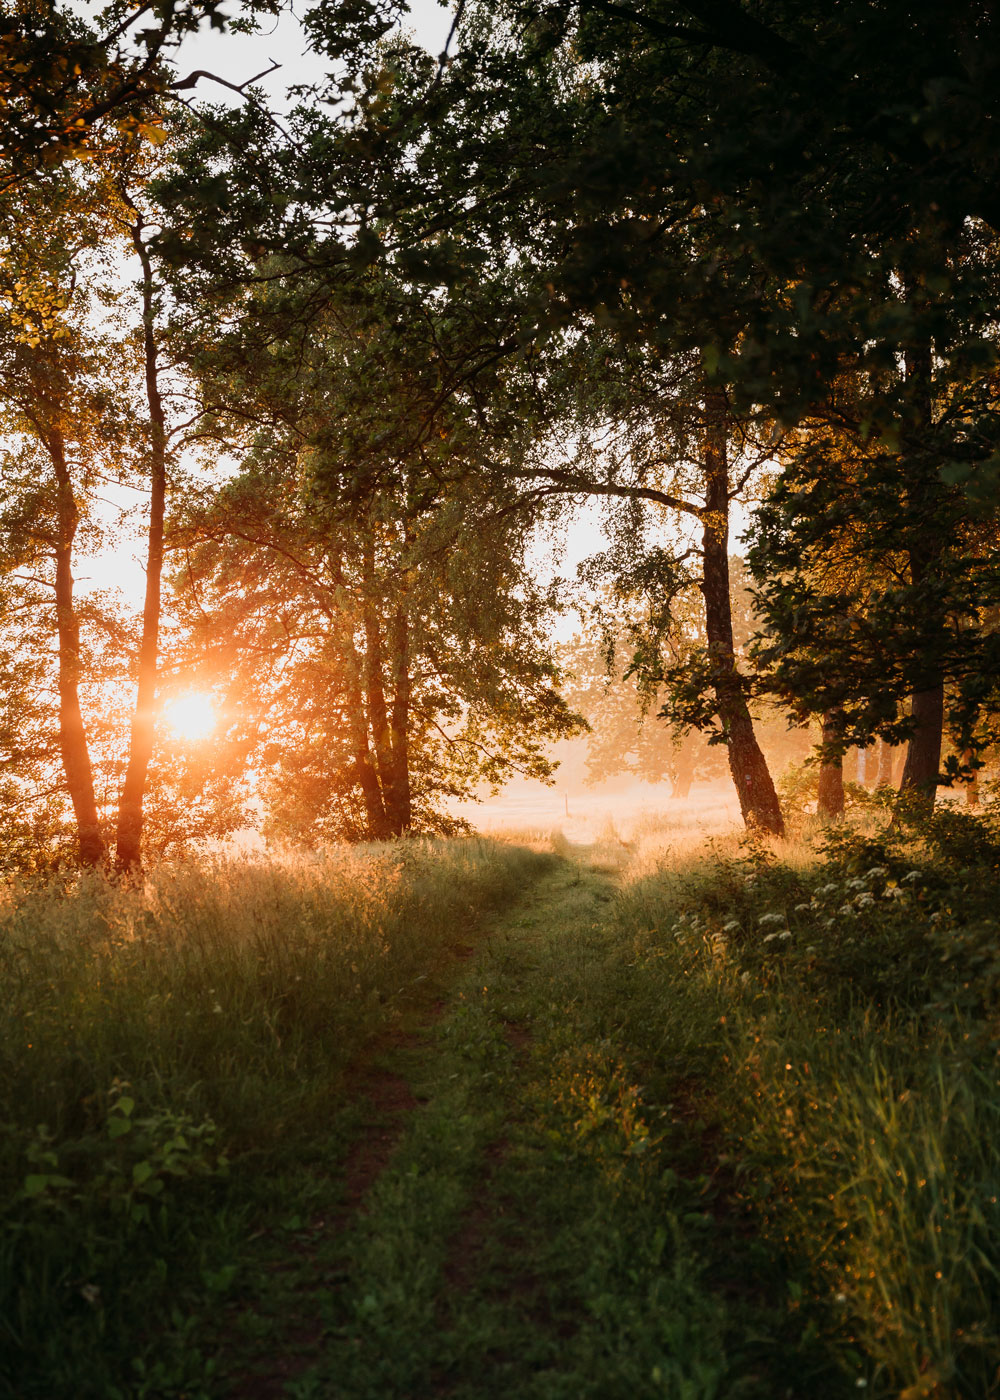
xmin=4 ymin=797 xmax=1000 ymax=1399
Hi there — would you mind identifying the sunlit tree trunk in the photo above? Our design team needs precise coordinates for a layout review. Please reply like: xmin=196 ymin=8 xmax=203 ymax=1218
xmin=702 ymin=384 xmax=784 ymax=836
xmin=49 ymin=424 xmax=106 ymax=866
xmin=360 ymin=538 xmax=412 ymax=837
xmin=877 ymin=738 xmax=895 ymax=787
xmin=346 ymin=638 xmax=392 ymax=841
xmin=898 ymin=684 xmax=943 ymax=810
xmin=670 ymin=766 xmax=694 ymax=800
xmin=116 ymin=217 xmax=166 ymax=875
xmin=817 ymin=710 xmax=845 ymax=819
xmin=387 ymin=601 xmax=412 ymax=832
xmin=962 ymin=749 xmax=980 ymax=807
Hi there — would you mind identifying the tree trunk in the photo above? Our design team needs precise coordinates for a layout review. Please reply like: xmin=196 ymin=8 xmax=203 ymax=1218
xmin=360 ymin=538 xmax=413 ymax=837
xmin=816 ymin=710 xmax=845 ymax=819
xmin=898 ymin=684 xmax=944 ymax=813
xmin=361 ymin=591 xmax=398 ymax=831
xmin=877 ymin=739 xmax=895 ymax=787
xmin=115 ymin=217 xmax=166 ymax=875
xmin=671 ymin=767 xmax=694 ymax=800
xmin=894 ymin=321 xmax=943 ymax=819
xmin=963 ymin=749 xmax=980 ymax=807
xmin=348 ymin=645 xmax=392 ymax=841
xmin=332 ymin=550 xmax=392 ymax=842
xmin=50 ymin=426 xmax=106 ymax=866
xmin=702 ymin=384 xmax=784 ymax=835
xmin=388 ymin=602 xmax=412 ymax=832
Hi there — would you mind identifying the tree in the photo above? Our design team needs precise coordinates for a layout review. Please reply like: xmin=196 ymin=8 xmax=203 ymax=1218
xmin=748 ymin=338 xmax=1000 ymax=816
xmin=560 ymin=610 xmax=727 ymax=798
xmin=171 ymin=446 xmax=583 ymax=842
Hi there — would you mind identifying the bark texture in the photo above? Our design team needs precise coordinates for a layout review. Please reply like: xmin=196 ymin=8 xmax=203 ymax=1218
xmin=898 ymin=684 xmax=944 ymax=812
xmin=702 ymin=385 xmax=784 ymax=835
xmin=816 ymin=710 xmax=845 ymax=820
xmin=876 ymin=739 xmax=895 ymax=787
xmin=115 ymin=217 xmax=167 ymax=874
xmin=50 ymin=425 xmax=106 ymax=866
xmin=895 ymin=329 xmax=943 ymax=818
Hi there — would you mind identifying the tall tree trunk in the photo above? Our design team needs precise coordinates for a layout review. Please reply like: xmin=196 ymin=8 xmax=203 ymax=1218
xmin=877 ymin=739 xmax=895 ymax=787
xmin=347 ymin=640 xmax=392 ymax=841
xmin=816 ymin=710 xmax=845 ymax=819
xmin=115 ymin=216 xmax=166 ymax=875
xmin=670 ymin=764 xmax=694 ymax=800
xmin=898 ymin=684 xmax=944 ymax=812
xmin=963 ymin=749 xmax=980 ymax=807
xmin=895 ymin=319 xmax=943 ymax=818
xmin=362 ymin=598 xmax=398 ymax=830
xmin=333 ymin=551 xmax=392 ymax=841
xmin=360 ymin=537 xmax=413 ymax=836
xmin=49 ymin=426 xmax=106 ymax=866
xmin=702 ymin=384 xmax=784 ymax=835
xmin=388 ymin=602 xmax=412 ymax=832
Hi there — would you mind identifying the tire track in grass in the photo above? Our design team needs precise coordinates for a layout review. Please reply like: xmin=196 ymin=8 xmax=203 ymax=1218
xmin=276 ymin=854 xmax=640 ymax=1400
xmin=213 ymin=915 xmax=515 ymax=1398
xmin=226 ymin=840 xmax=841 ymax=1400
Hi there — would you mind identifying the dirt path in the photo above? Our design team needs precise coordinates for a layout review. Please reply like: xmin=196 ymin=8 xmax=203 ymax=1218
xmin=215 ymin=844 xmax=748 ymax=1400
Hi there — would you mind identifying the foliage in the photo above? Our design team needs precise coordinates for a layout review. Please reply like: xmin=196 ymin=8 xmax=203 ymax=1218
xmin=615 ymin=809 xmax=1000 ymax=1395
xmin=0 ymin=836 xmax=550 ymax=1397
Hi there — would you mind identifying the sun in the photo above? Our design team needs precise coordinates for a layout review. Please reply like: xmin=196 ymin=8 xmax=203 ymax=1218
xmin=162 ymin=692 xmax=218 ymax=742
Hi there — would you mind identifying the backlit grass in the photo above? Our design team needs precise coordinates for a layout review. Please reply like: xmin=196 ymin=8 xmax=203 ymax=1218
xmin=0 ymin=837 xmax=551 ymax=1398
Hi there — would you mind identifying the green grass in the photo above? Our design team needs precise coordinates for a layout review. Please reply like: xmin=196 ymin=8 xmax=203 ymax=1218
xmin=613 ymin=810 xmax=1000 ymax=1398
xmin=0 ymin=837 xmax=551 ymax=1399
xmin=5 ymin=808 xmax=1000 ymax=1398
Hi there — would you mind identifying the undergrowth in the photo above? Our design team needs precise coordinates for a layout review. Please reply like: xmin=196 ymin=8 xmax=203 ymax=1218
xmin=615 ymin=805 xmax=1000 ymax=1397
xmin=0 ymin=837 xmax=549 ymax=1399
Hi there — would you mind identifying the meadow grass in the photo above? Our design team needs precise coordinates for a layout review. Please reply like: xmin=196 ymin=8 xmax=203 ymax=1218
xmin=612 ymin=808 xmax=1000 ymax=1397
xmin=4 ymin=805 xmax=999 ymax=1398
xmin=0 ymin=836 xmax=551 ymax=1399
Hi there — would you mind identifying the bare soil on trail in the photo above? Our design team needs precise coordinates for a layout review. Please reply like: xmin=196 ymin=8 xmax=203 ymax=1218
xmin=222 ymin=944 xmax=484 ymax=1399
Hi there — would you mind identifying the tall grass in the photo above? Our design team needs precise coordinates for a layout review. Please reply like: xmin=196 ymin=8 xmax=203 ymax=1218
xmin=614 ymin=814 xmax=1000 ymax=1396
xmin=0 ymin=836 xmax=549 ymax=1398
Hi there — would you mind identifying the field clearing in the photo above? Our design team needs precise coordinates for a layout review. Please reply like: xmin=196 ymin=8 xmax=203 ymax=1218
xmin=449 ymin=778 xmax=742 ymax=847
xmin=4 ymin=803 xmax=1000 ymax=1398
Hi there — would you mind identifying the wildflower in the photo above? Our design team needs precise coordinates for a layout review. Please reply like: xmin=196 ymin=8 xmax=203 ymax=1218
xmin=758 ymin=912 xmax=786 ymax=927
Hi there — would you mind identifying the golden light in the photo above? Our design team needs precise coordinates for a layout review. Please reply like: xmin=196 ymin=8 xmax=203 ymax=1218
xmin=162 ymin=692 xmax=218 ymax=742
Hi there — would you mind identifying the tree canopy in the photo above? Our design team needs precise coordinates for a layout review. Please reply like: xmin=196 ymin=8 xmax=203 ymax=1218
xmin=0 ymin=0 xmax=998 ymax=867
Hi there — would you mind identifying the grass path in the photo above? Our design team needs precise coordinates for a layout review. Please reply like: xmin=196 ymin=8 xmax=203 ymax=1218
xmin=215 ymin=844 xmax=832 ymax=1400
